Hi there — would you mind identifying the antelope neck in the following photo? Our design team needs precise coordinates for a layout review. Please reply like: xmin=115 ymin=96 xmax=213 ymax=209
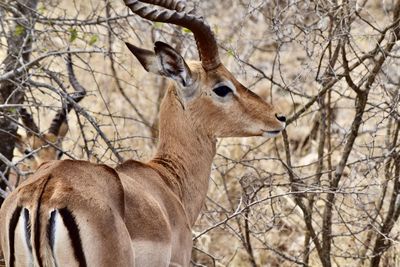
xmin=150 ymin=84 xmax=216 ymax=225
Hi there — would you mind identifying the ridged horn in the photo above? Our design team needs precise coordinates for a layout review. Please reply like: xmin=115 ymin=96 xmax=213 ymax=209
xmin=48 ymin=51 xmax=87 ymax=136
xmin=19 ymin=108 xmax=39 ymax=135
xmin=125 ymin=0 xmax=221 ymax=71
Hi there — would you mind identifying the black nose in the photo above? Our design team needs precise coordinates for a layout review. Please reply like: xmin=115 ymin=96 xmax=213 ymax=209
xmin=275 ymin=114 xmax=286 ymax=123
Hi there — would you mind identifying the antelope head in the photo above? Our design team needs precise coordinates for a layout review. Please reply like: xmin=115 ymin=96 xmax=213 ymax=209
xmin=16 ymin=53 xmax=86 ymax=171
xmin=125 ymin=0 xmax=286 ymax=139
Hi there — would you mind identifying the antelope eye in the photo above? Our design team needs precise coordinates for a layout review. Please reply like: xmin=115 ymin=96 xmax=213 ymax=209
xmin=24 ymin=149 xmax=34 ymax=159
xmin=213 ymin=86 xmax=233 ymax=97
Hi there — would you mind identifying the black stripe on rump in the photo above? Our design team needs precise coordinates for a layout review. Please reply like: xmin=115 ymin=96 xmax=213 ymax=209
xmin=23 ymin=208 xmax=32 ymax=253
xmin=8 ymin=206 xmax=22 ymax=267
xmin=58 ymin=208 xmax=87 ymax=267
xmin=47 ymin=210 xmax=56 ymax=251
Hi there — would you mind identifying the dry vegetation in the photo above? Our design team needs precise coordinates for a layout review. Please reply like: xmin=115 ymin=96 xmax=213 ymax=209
xmin=1 ymin=0 xmax=400 ymax=266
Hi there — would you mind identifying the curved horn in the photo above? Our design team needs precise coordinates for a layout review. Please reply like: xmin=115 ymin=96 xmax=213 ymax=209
xmin=125 ymin=0 xmax=221 ymax=71
xmin=48 ymin=52 xmax=87 ymax=136
xmin=19 ymin=108 xmax=39 ymax=135
xmin=65 ymin=52 xmax=87 ymax=111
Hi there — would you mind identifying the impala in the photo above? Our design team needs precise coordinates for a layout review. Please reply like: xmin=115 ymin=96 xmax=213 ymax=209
xmin=0 ymin=0 xmax=286 ymax=266
xmin=13 ymin=53 xmax=86 ymax=176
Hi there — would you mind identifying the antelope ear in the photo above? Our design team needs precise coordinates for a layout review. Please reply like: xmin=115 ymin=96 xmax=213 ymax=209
xmin=15 ymin=133 xmax=26 ymax=154
xmin=125 ymin=41 xmax=193 ymax=88
xmin=153 ymin=41 xmax=193 ymax=87
xmin=125 ymin=42 xmax=159 ymax=73
xmin=57 ymin=122 xmax=69 ymax=140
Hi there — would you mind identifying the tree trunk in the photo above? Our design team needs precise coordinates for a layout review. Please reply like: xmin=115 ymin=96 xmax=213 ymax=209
xmin=0 ymin=0 xmax=39 ymax=202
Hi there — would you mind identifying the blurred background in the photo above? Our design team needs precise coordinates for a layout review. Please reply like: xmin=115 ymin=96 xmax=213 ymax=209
xmin=1 ymin=0 xmax=400 ymax=266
